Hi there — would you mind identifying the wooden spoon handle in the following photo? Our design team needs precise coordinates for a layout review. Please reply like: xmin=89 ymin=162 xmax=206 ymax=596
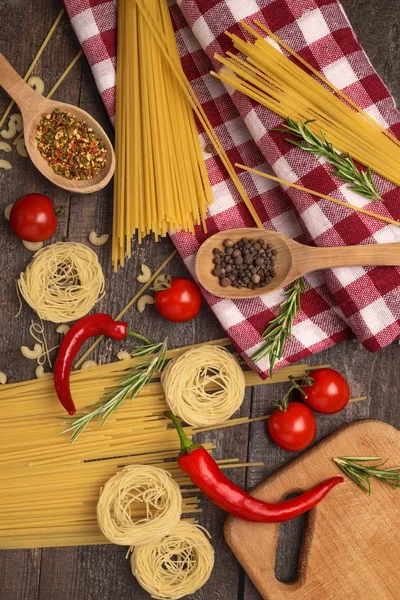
xmin=301 ymin=243 xmax=400 ymax=273
xmin=0 ymin=53 xmax=44 ymax=116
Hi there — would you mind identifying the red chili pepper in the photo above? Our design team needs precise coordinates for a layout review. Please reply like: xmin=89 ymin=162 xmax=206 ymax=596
xmin=54 ymin=314 xmax=134 ymax=416
xmin=166 ymin=411 xmax=343 ymax=523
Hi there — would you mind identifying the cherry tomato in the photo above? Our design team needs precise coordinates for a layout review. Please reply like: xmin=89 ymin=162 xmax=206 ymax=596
xmin=301 ymin=368 xmax=350 ymax=414
xmin=155 ymin=277 xmax=201 ymax=322
xmin=267 ymin=402 xmax=316 ymax=452
xmin=9 ymin=193 xmax=57 ymax=242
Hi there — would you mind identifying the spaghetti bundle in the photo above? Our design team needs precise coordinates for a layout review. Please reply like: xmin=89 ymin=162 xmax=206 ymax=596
xmin=162 ymin=345 xmax=246 ymax=427
xmin=0 ymin=336 xmax=321 ymax=549
xmin=131 ymin=521 xmax=215 ymax=600
xmin=213 ymin=22 xmax=400 ymax=187
xmin=113 ymin=0 xmax=214 ymax=268
xmin=18 ymin=242 xmax=105 ymax=323
xmin=97 ymin=465 xmax=182 ymax=546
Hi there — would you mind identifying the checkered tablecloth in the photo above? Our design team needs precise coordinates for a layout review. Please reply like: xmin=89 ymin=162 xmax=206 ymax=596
xmin=62 ymin=0 xmax=400 ymax=377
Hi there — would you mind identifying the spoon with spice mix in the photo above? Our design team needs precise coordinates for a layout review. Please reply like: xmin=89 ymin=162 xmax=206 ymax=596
xmin=0 ymin=53 xmax=115 ymax=193
xmin=195 ymin=228 xmax=400 ymax=299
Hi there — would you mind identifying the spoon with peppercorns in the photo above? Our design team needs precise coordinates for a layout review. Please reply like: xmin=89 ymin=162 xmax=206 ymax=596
xmin=195 ymin=228 xmax=400 ymax=299
xmin=0 ymin=53 xmax=115 ymax=193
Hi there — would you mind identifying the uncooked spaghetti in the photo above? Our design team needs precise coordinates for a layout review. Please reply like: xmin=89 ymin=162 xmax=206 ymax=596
xmin=213 ymin=22 xmax=400 ymax=187
xmin=17 ymin=242 xmax=105 ymax=323
xmin=130 ymin=521 xmax=215 ymax=600
xmin=113 ymin=0 xmax=214 ymax=268
xmin=97 ymin=465 xmax=182 ymax=546
xmin=161 ymin=345 xmax=246 ymax=427
xmin=0 ymin=344 xmax=356 ymax=550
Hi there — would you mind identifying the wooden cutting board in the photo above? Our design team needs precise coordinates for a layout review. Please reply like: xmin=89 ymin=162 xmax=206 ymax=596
xmin=224 ymin=420 xmax=400 ymax=600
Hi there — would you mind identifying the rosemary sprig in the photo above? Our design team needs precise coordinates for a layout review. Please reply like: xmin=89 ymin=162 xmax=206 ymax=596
xmin=281 ymin=117 xmax=382 ymax=201
xmin=62 ymin=338 xmax=168 ymax=443
xmin=251 ymin=277 xmax=306 ymax=375
xmin=333 ymin=456 xmax=400 ymax=495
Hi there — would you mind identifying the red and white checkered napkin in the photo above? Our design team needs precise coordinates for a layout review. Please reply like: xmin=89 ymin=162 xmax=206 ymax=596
xmin=62 ymin=0 xmax=400 ymax=378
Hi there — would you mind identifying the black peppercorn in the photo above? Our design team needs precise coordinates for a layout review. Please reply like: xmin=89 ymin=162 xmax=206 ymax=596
xmin=220 ymin=277 xmax=231 ymax=287
xmin=212 ymin=237 xmax=277 ymax=290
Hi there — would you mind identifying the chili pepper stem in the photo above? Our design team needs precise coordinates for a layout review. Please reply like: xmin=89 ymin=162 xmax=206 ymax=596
xmin=165 ymin=411 xmax=198 ymax=454
xmin=126 ymin=330 xmax=152 ymax=345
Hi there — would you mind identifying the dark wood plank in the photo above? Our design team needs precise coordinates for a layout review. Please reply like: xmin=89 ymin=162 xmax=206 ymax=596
xmin=0 ymin=549 xmax=41 ymax=600
xmin=0 ymin=0 xmax=81 ymax=383
xmin=0 ymin=1 xmax=81 ymax=597
xmin=1 ymin=0 xmax=400 ymax=599
xmin=340 ymin=0 xmax=400 ymax=104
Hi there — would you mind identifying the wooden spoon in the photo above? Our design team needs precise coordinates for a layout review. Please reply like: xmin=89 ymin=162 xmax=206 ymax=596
xmin=0 ymin=53 xmax=115 ymax=193
xmin=195 ymin=228 xmax=400 ymax=299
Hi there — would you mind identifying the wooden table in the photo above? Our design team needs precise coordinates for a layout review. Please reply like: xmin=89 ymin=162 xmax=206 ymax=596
xmin=0 ymin=1 xmax=399 ymax=598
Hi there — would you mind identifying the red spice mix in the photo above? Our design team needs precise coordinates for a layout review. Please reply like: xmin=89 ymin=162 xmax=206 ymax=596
xmin=36 ymin=109 xmax=107 ymax=180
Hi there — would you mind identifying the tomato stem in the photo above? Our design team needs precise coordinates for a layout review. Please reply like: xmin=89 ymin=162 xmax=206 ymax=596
xmin=152 ymin=274 xmax=171 ymax=292
xmin=275 ymin=375 xmax=311 ymax=411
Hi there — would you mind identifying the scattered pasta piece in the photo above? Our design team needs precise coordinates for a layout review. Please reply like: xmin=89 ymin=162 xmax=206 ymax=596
xmin=9 ymin=114 xmax=23 ymax=133
xmin=16 ymin=138 xmax=28 ymax=157
xmin=0 ymin=160 xmax=11 ymax=170
xmin=56 ymin=324 xmax=70 ymax=335
xmin=162 ymin=345 xmax=246 ymax=427
xmin=27 ymin=76 xmax=45 ymax=95
xmin=131 ymin=521 xmax=215 ymax=600
xmin=35 ymin=365 xmax=51 ymax=379
xmin=1 ymin=120 xmax=17 ymax=140
xmin=0 ymin=142 xmax=11 ymax=152
xmin=21 ymin=343 xmax=43 ymax=360
xmin=22 ymin=240 xmax=44 ymax=251
xmin=117 ymin=351 xmax=131 ymax=361
xmin=3 ymin=203 xmax=13 ymax=220
xmin=137 ymin=295 xmax=154 ymax=314
xmin=80 ymin=360 xmax=98 ymax=370
xmin=88 ymin=231 xmax=109 ymax=246
xmin=137 ymin=264 xmax=152 ymax=283
xmin=0 ymin=372 xmax=7 ymax=385
xmin=97 ymin=465 xmax=182 ymax=546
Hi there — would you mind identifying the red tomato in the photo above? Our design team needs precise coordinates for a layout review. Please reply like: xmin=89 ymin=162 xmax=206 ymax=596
xmin=301 ymin=368 xmax=350 ymax=414
xmin=267 ymin=402 xmax=316 ymax=452
xmin=9 ymin=193 xmax=57 ymax=242
xmin=155 ymin=277 xmax=201 ymax=322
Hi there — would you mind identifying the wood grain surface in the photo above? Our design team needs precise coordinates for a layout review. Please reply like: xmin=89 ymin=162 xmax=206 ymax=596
xmin=0 ymin=1 xmax=399 ymax=599
xmin=225 ymin=421 xmax=400 ymax=600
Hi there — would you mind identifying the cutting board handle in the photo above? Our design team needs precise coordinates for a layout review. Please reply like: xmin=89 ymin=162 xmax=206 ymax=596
xmin=270 ymin=506 xmax=315 ymax=595
xmin=224 ymin=492 xmax=315 ymax=599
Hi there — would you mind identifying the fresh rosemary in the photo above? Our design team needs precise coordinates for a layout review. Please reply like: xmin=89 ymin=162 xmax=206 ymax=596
xmin=281 ymin=117 xmax=382 ymax=201
xmin=333 ymin=456 xmax=400 ymax=495
xmin=63 ymin=338 xmax=168 ymax=443
xmin=251 ymin=277 xmax=306 ymax=375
